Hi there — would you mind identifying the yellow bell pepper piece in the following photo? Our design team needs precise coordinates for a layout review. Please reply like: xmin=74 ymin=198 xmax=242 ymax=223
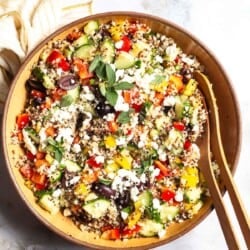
xmin=45 ymin=153 xmax=54 ymax=165
xmin=109 ymin=20 xmax=126 ymax=41
xmin=114 ymin=154 xmax=132 ymax=170
xmin=104 ymin=135 xmax=116 ymax=149
xmin=183 ymin=79 xmax=197 ymax=96
xmin=127 ymin=210 xmax=142 ymax=229
xmin=74 ymin=183 xmax=90 ymax=197
xmin=181 ymin=166 xmax=199 ymax=188
xmin=169 ymin=75 xmax=184 ymax=92
xmin=105 ymin=162 xmax=119 ymax=173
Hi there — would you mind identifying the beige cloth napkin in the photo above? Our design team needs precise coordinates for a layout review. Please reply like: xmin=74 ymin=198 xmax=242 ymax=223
xmin=0 ymin=0 xmax=92 ymax=112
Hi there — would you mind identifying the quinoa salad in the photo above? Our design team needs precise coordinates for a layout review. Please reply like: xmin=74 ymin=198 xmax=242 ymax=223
xmin=14 ymin=19 xmax=209 ymax=240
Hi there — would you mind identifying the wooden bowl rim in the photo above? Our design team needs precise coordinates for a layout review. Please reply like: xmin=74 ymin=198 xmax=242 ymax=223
xmin=2 ymin=11 xmax=242 ymax=249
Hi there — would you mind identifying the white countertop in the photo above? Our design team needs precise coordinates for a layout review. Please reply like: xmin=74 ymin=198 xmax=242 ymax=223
xmin=0 ymin=0 xmax=249 ymax=249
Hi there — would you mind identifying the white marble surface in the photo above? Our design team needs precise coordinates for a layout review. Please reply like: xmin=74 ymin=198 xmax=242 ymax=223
xmin=0 ymin=0 xmax=250 ymax=249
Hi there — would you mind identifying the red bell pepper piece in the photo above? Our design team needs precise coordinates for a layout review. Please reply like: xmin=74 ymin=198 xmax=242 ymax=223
xmin=117 ymin=36 xmax=131 ymax=52
xmin=31 ymin=172 xmax=47 ymax=188
xmin=184 ymin=139 xmax=192 ymax=150
xmin=73 ymin=59 xmax=93 ymax=80
xmin=173 ymin=121 xmax=185 ymax=131
xmin=86 ymin=156 xmax=103 ymax=168
xmin=16 ymin=113 xmax=30 ymax=129
xmin=161 ymin=189 xmax=175 ymax=202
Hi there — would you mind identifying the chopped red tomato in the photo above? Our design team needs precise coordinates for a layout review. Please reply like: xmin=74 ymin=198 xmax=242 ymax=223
xmin=122 ymin=225 xmax=141 ymax=238
xmin=46 ymin=50 xmax=69 ymax=71
xmin=118 ymin=36 xmax=131 ymax=52
xmin=19 ymin=165 xmax=33 ymax=180
xmin=156 ymin=172 xmax=165 ymax=181
xmin=26 ymin=151 xmax=35 ymax=161
xmin=16 ymin=113 xmax=30 ymax=129
xmin=58 ymin=58 xmax=70 ymax=71
xmin=107 ymin=121 xmax=118 ymax=133
xmin=184 ymin=139 xmax=192 ymax=150
xmin=173 ymin=121 xmax=185 ymax=131
xmin=46 ymin=50 xmax=64 ymax=64
xmin=161 ymin=189 xmax=175 ymax=202
xmin=131 ymin=103 xmax=142 ymax=113
xmin=86 ymin=156 xmax=103 ymax=168
xmin=36 ymin=151 xmax=46 ymax=160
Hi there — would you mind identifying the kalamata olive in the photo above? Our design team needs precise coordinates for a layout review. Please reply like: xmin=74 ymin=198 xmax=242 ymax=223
xmin=57 ymin=75 xmax=78 ymax=90
xmin=91 ymin=182 xmax=116 ymax=198
xmin=91 ymin=86 xmax=105 ymax=101
xmin=180 ymin=65 xmax=192 ymax=84
xmin=75 ymin=112 xmax=87 ymax=131
xmin=26 ymin=79 xmax=46 ymax=92
xmin=95 ymin=102 xmax=115 ymax=117
xmin=32 ymin=97 xmax=44 ymax=106
xmin=115 ymin=191 xmax=131 ymax=209
xmin=163 ymin=106 xmax=172 ymax=114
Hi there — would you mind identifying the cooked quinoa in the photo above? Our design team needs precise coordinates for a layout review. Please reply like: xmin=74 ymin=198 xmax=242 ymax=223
xmin=14 ymin=19 xmax=209 ymax=239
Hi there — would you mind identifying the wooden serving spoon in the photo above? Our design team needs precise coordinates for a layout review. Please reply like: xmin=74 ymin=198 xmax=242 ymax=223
xmin=194 ymin=71 xmax=250 ymax=249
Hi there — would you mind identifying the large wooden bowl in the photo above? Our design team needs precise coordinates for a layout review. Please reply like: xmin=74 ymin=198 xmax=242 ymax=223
xmin=2 ymin=12 xmax=241 ymax=249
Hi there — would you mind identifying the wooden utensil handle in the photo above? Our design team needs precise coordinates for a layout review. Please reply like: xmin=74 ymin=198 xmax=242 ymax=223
xmin=203 ymin=156 xmax=240 ymax=250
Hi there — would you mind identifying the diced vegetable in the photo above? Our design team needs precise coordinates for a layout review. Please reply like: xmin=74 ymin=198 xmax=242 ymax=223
xmin=160 ymin=204 xmax=179 ymax=223
xmin=83 ymin=198 xmax=110 ymax=219
xmin=115 ymin=51 xmax=135 ymax=69
xmin=83 ymin=20 xmax=99 ymax=35
xmin=138 ymin=219 xmax=164 ymax=237
xmin=38 ymin=194 xmax=60 ymax=214
xmin=63 ymin=160 xmax=81 ymax=172
xmin=74 ymin=44 xmax=96 ymax=61
xmin=100 ymin=39 xmax=115 ymax=63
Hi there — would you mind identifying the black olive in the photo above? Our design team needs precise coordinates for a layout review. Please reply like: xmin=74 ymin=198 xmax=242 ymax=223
xmin=91 ymin=182 xmax=116 ymax=199
xmin=57 ymin=75 xmax=78 ymax=90
xmin=26 ymin=79 xmax=46 ymax=92
xmin=163 ymin=105 xmax=172 ymax=114
xmin=115 ymin=191 xmax=131 ymax=209
xmin=180 ymin=65 xmax=193 ymax=84
xmin=95 ymin=102 xmax=115 ymax=117
xmin=91 ymin=86 xmax=105 ymax=101
xmin=32 ymin=97 xmax=44 ymax=106
xmin=75 ymin=112 xmax=87 ymax=131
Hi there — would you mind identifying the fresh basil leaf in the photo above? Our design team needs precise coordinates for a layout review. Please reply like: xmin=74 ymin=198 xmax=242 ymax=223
xmin=89 ymin=55 xmax=102 ymax=72
xmin=105 ymin=64 xmax=116 ymax=85
xmin=99 ymin=82 xmax=106 ymax=96
xmin=135 ymin=60 xmax=142 ymax=69
xmin=114 ymin=81 xmax=134 ymax=90
xmin=145 ymin=206 xmax=162 ymax=223
xmin=117 ymin=111 xmax=131 ymax=124
xmin=54 ymin=149 xmax=63 ymax=163
xmin=95 ymin=62 xmax=106 ymax=80
xmin=105 ymin=88 xmax=118 ymax=106
xmin=60 ymin=95 xmax=74 ymax=107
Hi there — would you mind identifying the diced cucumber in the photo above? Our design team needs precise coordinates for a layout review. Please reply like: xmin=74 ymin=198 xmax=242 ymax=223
xmin=192 ymin=200 xmax=203 ymax=214
xmin=22 ymin=128 xmax=37 ymax=155
xmin=83 ymin=199 xmax=110 ymax=219
xmin=49 ymin=170 xmax=62 ymax=183
xmin=115 ymin=51 xmax=135 ymax=69
xmin=83 ymin=20 xmax=99 ymax=35
xmin=32 ymin=67 xmax=55 ymax=89
xmin=24 ymin=128 xmax=40 ymax=144
xmin=43 ymin=75 xmax=55 ymax=89
xmin=63 ymin=159 xmax=81 ymax=172
xmin=100 ymin=39 xmax=115 ymax=63
xmin=84 ymin=192 xmax=98 ymax=202
xmin=138 ymin=219 xmax=164 ymax=237
xmin=60 ymin=86 xmax=80 ymax=107
xmin=135 ymin=190 xmax=153 ymax=209
xmin=160 ymin=204 xmax=179 ymax=223
xmin=74 ymin=44 xmax=96 ymax=61
xmin=72 ymin=34 xmax=89 ymax=48
xmin=184 ymin=187 xmax=202 ymax=204
xmin=38 ymin=194 xmax=60 ymax=214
